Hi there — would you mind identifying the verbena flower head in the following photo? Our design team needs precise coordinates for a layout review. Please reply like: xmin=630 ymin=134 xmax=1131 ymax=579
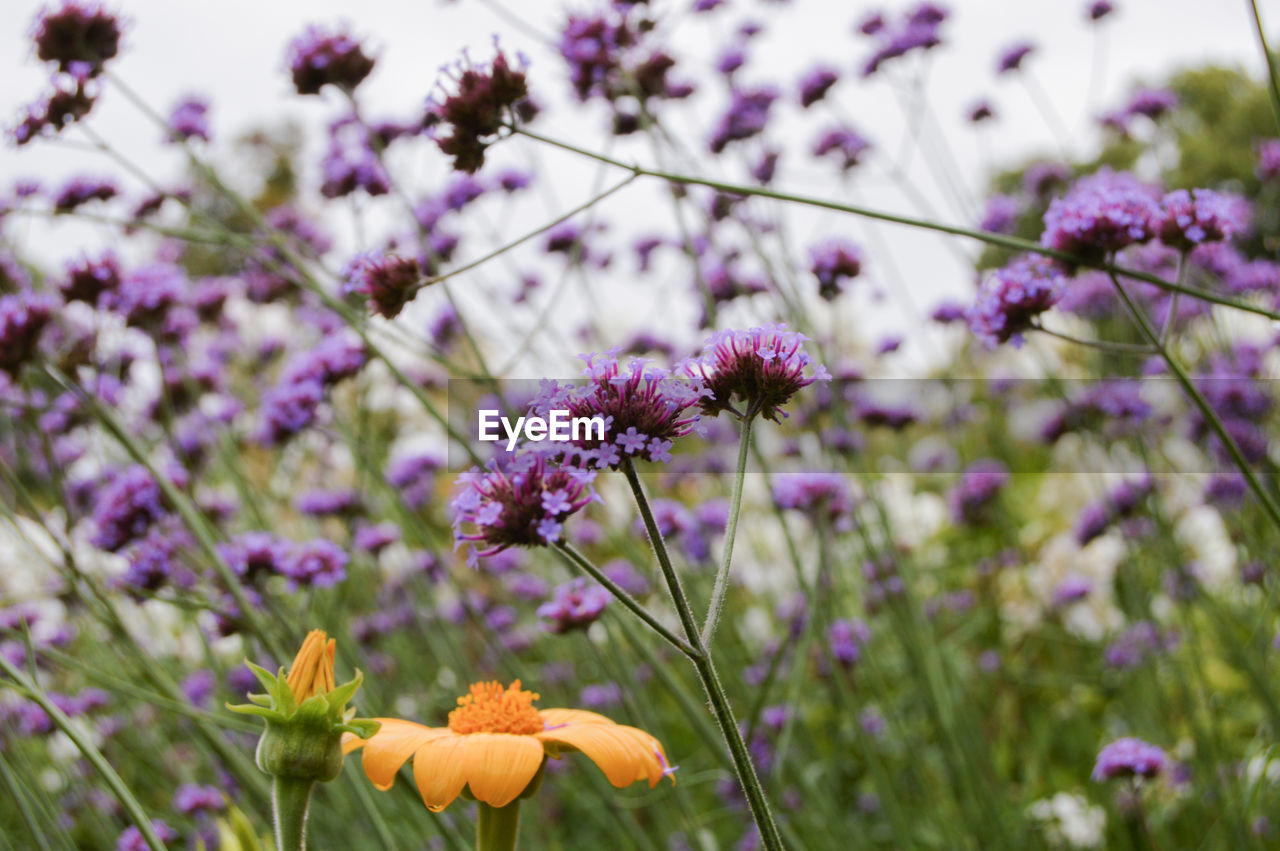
xmin=1155 ymin=189 xmax=1249 ymax=252
xmin=812 ymin=126 xmax=872 ymax=171
xmin=52 ymin=175 xmax=117 ymax=212
xmin=287 ymin=24 xmax=375 ymax=95
xmin=0 ymin=290 xmax=56 ymax=376
xmin=90 ymin=464 xmax=166 ymax=552
xmin=343 ymin=679 xmax=673 ymax=811
xmin=344 ymin=252 xmax=422 ymax=319
xmin=1255 ymin=139 xmax=1280 ymax=181
xmin=60 ymin=251 xmax=120 ymax=305
xmin=1087 ymin=1 xmax=1115 ymax=21
xmin=431 ymin=43 xmax=533 ymax=173
xmin=967 ymin=254 xmax=1065 ymax=347
xmin=709 ymin=86 xmax=778 ymax=153
xmin=857 ymin=3 xmax=948 ymax=77
xmin=32 ymin=1 xmax=122 ymax=77
xmin=809 ymin=239 xmax=863 ymax=300
xmin=979 ymin=194 xmax=1020 ymax=234
xmin=996 ymin=41 xmax=1034 ymax=74
xmin=533 ymin=349 xmax=705 ymax=468
xmin=166 ymin=96 xmax=209 ymax=142
xmin=1041 ymin=169 xmax=1160 ymax=265
xmin=280 ymin=539 xmax=349 ymax=589
xmin=771 ymin=473 xmax=856 ymax=531
xmin=537 ymin=578 xmax=611 ymax=634
xmin=798 ymin=66 xmax=839 ymax=108
xmin=948 ymin=458 xmax=1009 ymax=524
xmin=1092 ymin=737 xmax=1168 ymax=781
xmin=451 ymin=448 xmax=598 ymax=565
xmin=689 ymin=325 xmax=830 ymax=421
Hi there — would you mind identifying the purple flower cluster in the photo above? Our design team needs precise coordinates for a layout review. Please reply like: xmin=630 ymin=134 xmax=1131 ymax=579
xmin=947 ymin=458 xmax=1009 ymax=524
xmin=1104 ymin=621 xmax=1174 ymax=669
xmin=809 ymin=240 xmax=863 ymax=300
xmin=1040 ymin=170 xmax=1161 ymax=265
xmin=1074 ymin=476 xmax=1153 ymax=545
xmin=451 ymin=448 xmax=598 ymax=565
xmin=296 ymin=487 xmax=362 ymax=517
xmin=996 ymin=42 xmax=1034 ymax=74
xmin=167 ymin=96 xmax=210 ymax=142
xmin=173 ymin=783 xmax=224 ymax=815
xmin=91 ymin=465 xmax=167 ymax=552
xmin=344 ymin=253 xmax=422 ymax=319
xmin=978 ymin=194 xmax=1020 ymax=234
xmin=1101 ymin=87 xmax=1178 ymax=133
xmin=1092 ymin=737 xmax=1168 ymax=781
xmin=797 ymin=66 xmax=839 ymax=108
xmin=116 ymin=821 xmax=179 ymax=851
xmin=256 ymin=334 xmax=366 ymax=445
xmin=286 ymin=25 xmax=375 ymax=95
xmin=430 ymin=46 xmax=535 ymax=173
xmin=772 ymin=473 xmax=856 ymax=531
xmin=709 ymin=86 xmax=778 ymax=154
xmin=52 ymin=175 xmax=117 ymax=212
xmin=537 ymin=578 xmax=611 ymax=633
xmin=386 ymin=451 xmax=442 ymax=510
xmin=631 ymin=498 xmax=726 ymax=563
xmin=280 ymin=539 xmax=349 ymax=588
xmin=32 ymin=1 xmax=121 ymax=77
xmin=812 ymin=126 xmax=872 ymax=171
xmin=118 ymin=525 xmax=195 ymax=596
xmin=0 ymin=289 xmax=56 ymax=375
xmin=827 ymin=618 xmax=871 ymax=668
xmin=60 ymin=251 xmax=121 ymax=305
xmin=1256 ymin=138 xmax=1280 ymax=181
xmin=533 ymin=350 xmax=705 ymax=468
xmin=966 ymin=255 xmax=1065 ymax=347
xmin=320 ymin=116 xmax=392 ymax=200
xmin=856 ymin=4 xmax=948 ymax=77
xmin=1087 ymin=1 xmax=1115 ymax=22
xmin=1155 ymin=189 xmax=1249 ymax=251
xmin=690 ymin=325 xmax=830 ymax=422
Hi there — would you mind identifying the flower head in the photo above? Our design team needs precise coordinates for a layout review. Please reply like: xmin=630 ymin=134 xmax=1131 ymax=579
xmin=967 ymin=254 xmax=1065 ymax=347
xmin=1041 ymin=170 xmax=1160 ymax=265
xmin=344 ymin=253 xmax=422 ymax=319
xmin=809 ymin=240 xmax=863 ymax=300
xmin=167 ymin=96 xmax=210 ymax=142
xmin=709 ymin=86 xmax=778 ymax=153
xmin=537 ymin=578 xmax=611 ymax=634
xmin=287 ymin=25 xmax=375 ymax=95
xmin=0 ymin=290 xmax=56 ymax=376
xmin=1156 ymin=189 xmax=1248 ymax=252
xmin=690 ymin=325 xmax=830 ymax=421
xmin=431 ymin=45 xmax=533 ymax=173
xmin=32 ymin=1 xmax=122 ymax=77
xmin=996 ymin=42 xmax=1034 ymax=74
xmin=343 ymin=679 xmax=673 ymax=811
xmin=1092 ymin=737 xmax=1167 ymax=781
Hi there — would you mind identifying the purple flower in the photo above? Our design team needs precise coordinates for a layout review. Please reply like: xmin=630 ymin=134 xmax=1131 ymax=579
xmin=827 ymin=618 xmax=871 ymax=668
xmin=716 ymin=46 xmax=746 ymax=76
xmin=180 ymin=669 xmax=216 ymax=706
xmin=1023 ymin=161 xmax=1071 ymax=197
xmin=532 ymin=350 xmax=704 ymax=468
xmin=537 ymin=577 xmax=611 ymax=633
xmin=451 ymin=448 xmax=597 ymax=565
xmin=947 ymin=459 xmax=1009 ymax=524
xmin=295 ymin=488 xmax=362 ymax=518
xmin=91 ymin=465 xmax=167 ymax=552
xmin=797 ymin=66 xmax=839 ymax=107
xmin=344 ymin=253 xmax=422 ymax=319
xmin=52 ymin=174 xmax=117 ymax=212
xmin=287 ymin=25 xmax=375 ymax=95
xmin=116 ymin=821 xmax=178 ymax=851
xmin=579 ymin=682 xmax=623 ymax=707
xmin=1255 ymin=139 xmax=1280 ymax=181
xmin=353 ymin=522 xmax=399 ymax=555
xmin=280 ymin=539 xmax=349 ymax=588
xmin=966 ymin=255 xmax=1064 ymax=347
xmin=173 ymin=784 xmax=224 ymax=815
xmin=602 ymin=559 xmax=650 ymax=596
xmin=32 ymin=1 xmax=122 ymax=77
xmin=996 ymin=42 xmax=1034 ymax=74
xmin=772 ymin=473 xmax=856 ymax=531
xmin=118 ymin=525 xmax=194 ymax=596
xmin=1087 ymin=1 xmax=1115 ymax=21
xmin=386 ymin=451 xmax=442 ymax=510
xmin=1092 ymin=737 xmax=1168 ymax=781
xmin=690 ymin=325 xmax=830 ymax=422
xmin=1051 ymin=574 xmax=1092 ymax=606
xmin=320 ymin=118 xmax=391 ymax=199
xmin=968 ymin=99 xmax=995 ymax=123
xmin=812 ymin=126 xmax=872 ymax=171
xmin=431 ymin=46 xmax=533 ymax=173
xmin=218 ymin=532 xmax=291 ymax=584
xmin=709 ymin=86 xmax=778 ymax=154
xmin=0 ymin=290 xmax=56 ymax=376
xmin=978 ymin=195 xmax=1020 ymax=234
xmin=256 ymin=334 xmax=366 ymax=445
xmin=1040 ymin=170 xmax=1160 ymax=265
xmin=809 ymin=240 xmax=864 ymax=301
xmin=1155 ymin=189 xmax=1248 ymax=251
xmin=1103 ymin=621 xmax=1169 ymax=669
xmin=167 ymin=96 xmax=210 ymax=142
xmin=857 ymin=4 xmax=947 ymax=77
xmin=58 ymin=252 xmax=119 ymax=305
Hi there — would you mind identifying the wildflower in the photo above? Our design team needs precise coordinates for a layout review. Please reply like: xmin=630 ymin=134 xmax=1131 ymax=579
xmin=1092 ymin=737 xmax=1168 ymax=781
xmin=60 ymin=252 xmax=121 ymax=305
xmin=1155 ymin=189 xmax=1248 ymax=252
xmin=172 ymin=784 xmax=224 ymax=815
xmin=1041 ymin=170 xmax=1161 ymax=264
xmin=343 ymin=679 xmax=673 ymax=811
xmin=948 ymin=459 xmax=1009 ymax=524
xmin=1087 ymin=1 xmax=1115 ymax=21
xmin=532 ymin=350 xmax=705 ymax=468
xmin=690 ymin=324 xmax=830 ymax=421
xmin=12 ymin=79 xmax=96 ymax=145
xmin=827 ymin=618 xmax=871 ymax=668
xmin=295 ymin=488 xmax=362 ymax=518
xmin=344 ymin=253 xmax=422 ymax=319
xmin=857 ymin=4 xmax=947 ymax=77
xmin=978 ymin=194 xmax=1020 ymax=234
xmin=90 ymin=465 xmax=166 ymax=552
xmin=320 ymin=117 xmax=391 ymax=199
xmin=452 ymin=449 xmax=598 ymax=565
xmin=386 ymin=451 xmax=442 ymax=510
xmin=286 ymin=25 xmax=375 ymax=95
xmin=353 ymin=523 xmax=399 ymax=555
xmin=1123 ymin=87 xmax=1177 ymax=121
xmin=812 ymin=126 xmax=872 ymax=171
xmin=1024 ymin=161 xmax=1071 ymax=197
xmin=709 ymin=86 xmax=778 ymax=153
xmin=166 ymin=95 xmax=210 ymax=142
xmin=996 ymin=42 xmax=1034 ymax=74
xmin=966 ymin=254 xmax=1065 ymax=347
xmin=280 ymin=540 xmax=349 ymax=589
xmin=32 ymin=1 xmax=122 ymax=77
xmin=115 ymin=821 xmax=178 ymax=851
xmin=1255 ymin=139 xmax=1280 ymax=181
xmin=968 ymin=99 xmax=995 ymax=122
xmin=0 ymin=290 xmax=56 ymax=376
xmin=772 ymin=473 xmax=856 ymax=531
xmin=431 ymin=45 xmax=534 ymax=173
xmin=537 ymin=578 xmax=611 ymax=633
xmin=52 ymin=175 xmax=117 ymax=212
xmin=798 ymin=66 xmax=839 ymax=107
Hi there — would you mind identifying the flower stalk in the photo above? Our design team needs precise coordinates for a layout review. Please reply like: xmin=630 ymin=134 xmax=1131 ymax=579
xmin=476 ymin=801 xmax=521 ymax=851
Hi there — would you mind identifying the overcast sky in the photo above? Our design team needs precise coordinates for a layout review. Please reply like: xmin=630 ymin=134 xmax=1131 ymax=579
xmin=2 ymin=0 xmax=1276 ymax=372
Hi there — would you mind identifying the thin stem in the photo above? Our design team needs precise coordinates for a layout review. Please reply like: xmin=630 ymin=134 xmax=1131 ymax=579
xmin=701 ymin=414 xmax=755 ymax=647
xmin=513 ymin=127 xmax=1280 ymax=323
xmin=1160 ymin=253 xmax=1187 ymax=345
xmin=0 ymin=654 xmax=166 ymax=851
xmin=1031 ymin=324 xmax=1156 ymax=355
xmin=272 ymin=777 xmax=316 ymax=851
xmin=1107 ymin=272 xmax=1280 ymax=535
xmin=476 ymin=801 xmax=521 ymax=851
xmin=554 ymin=543 xmax=699 ymax=660
xmin=621 ymin=460 xmax=785 ymax=851
xmin=1249 ymin=0 xmax=1280 ymax=134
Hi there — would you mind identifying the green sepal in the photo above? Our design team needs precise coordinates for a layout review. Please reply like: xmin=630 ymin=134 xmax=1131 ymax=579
xmin=338 ymin=718 xmax=382 ymax=739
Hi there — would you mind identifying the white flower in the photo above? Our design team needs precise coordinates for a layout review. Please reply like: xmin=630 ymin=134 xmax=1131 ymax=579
xmin=1028 ymin=791 xmax=1106 ymax=848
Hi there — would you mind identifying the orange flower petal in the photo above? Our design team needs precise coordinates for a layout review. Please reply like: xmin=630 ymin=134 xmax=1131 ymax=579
xmin=411 ymin=733 xmax=469 ymax=812
xmin=538 ymin=721 xmax=668 ymax=788
xmin=461 ymin=733 xmax=545 ymax=808
xmin=538 ymin=708 xmax=615 ymax=728
xmin=351 ymin=719 xmax=447 ymax=791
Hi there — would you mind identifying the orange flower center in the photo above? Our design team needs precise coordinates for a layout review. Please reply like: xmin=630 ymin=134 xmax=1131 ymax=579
xmin=448 ymin=679 xmax=544 ymax=735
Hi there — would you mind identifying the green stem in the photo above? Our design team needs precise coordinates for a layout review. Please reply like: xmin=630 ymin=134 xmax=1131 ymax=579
xmin=476 ymin=801 xmax=521 ymax=851
xmin=1249 ymin=0 xmax=1280 ymax=134
xmin=513 ymin=127 xmax=1280 ymax=323
xmin=701 ymin=414 xmax=755 ymax=647
xmin=621 ymin=460 xmax=785 ymax=851
xmin=272 ymin=777 xmax=316 ymax=851
xmin=0 ymin=654 xmax=166 ymax=851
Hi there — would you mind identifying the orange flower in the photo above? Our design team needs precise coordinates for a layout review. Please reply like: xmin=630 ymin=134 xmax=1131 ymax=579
xmin=342 ymin=680 xmax=675 ymax=810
